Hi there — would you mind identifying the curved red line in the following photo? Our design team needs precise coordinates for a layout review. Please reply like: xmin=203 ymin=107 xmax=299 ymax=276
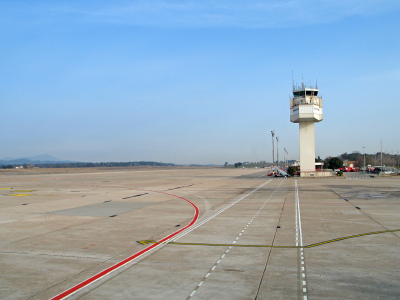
xmin=50 ymin=192 xmax=199 ymax=300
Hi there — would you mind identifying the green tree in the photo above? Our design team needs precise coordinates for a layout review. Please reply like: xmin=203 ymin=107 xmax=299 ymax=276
xmin=224 ymin=162 xmax=228 ymax=167
xmin=328 ymin=157 xmax=343 ymax=169
xmin=287 ymin=166 xmax=296 ymax=176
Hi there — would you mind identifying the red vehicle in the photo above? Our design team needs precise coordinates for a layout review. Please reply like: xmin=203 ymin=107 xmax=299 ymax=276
xmin=338 ymin=167 xmax=352 ymax=172
xmin=339 ymin=166 xmax=359 ymax=172
xmin=367 ymin=166 xmax=375 ymax=172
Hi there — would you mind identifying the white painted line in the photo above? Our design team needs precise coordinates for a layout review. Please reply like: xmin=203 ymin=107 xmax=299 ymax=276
xmin=296 ymin=180 xmax=308 ymax=299
xmin=296 ymin=181 xmax=304 ymax=248
xmin=190 ymin=290 xmax=196 ymax=297
xmin=50 ymin=189 xmax=201 ymax=300
xmin=172 ymin=180 xmax=271 ymax=242
xmin=184 ymin=179 xmax=284 ymax=300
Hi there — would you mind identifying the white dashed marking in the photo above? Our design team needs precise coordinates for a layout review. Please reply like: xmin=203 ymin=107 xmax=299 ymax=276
xmin=187 ymin=179 xmax=285 ymax=299
xmin=296 ymin=180 xmax=308 ymax=300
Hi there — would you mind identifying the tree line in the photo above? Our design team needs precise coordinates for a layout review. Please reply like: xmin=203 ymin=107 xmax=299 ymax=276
xmin=2 ymin=161 xmax=174 ymax=169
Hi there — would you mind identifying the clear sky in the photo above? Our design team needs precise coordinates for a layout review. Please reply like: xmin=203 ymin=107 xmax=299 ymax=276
xmin=1 ymin=1 xmax=399 ymax=164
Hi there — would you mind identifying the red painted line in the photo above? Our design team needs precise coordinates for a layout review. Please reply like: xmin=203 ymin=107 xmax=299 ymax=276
xmin=50 ymin=192 xmax=199 ymax=300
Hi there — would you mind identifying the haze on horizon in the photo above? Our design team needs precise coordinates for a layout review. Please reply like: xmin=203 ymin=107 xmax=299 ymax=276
xmin=1 ymin=1 xmax=399 ymax=165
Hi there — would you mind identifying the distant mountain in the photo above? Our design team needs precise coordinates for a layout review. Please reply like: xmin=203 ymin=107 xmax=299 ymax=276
xmin=23 ymin=154 xmax=63 ymax=162
xmin=0 ymin=154 xmax=76 ymax=166
xmin=0 ymin=156 xmax=15 ymax=161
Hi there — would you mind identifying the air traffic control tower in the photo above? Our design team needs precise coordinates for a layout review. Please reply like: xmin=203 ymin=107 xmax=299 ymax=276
xmin=290 ymin=82 xmax=323 ymax=177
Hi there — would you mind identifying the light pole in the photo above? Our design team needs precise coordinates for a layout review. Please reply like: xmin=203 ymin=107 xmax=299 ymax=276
xmin=284 ymin=148 xmax=288 ymax=168
xmin=271 ymin=130 xmax=275 ymax=168
xmin=276 ymin=136 xmax=279 ymax=167
xmin=362 ymin=146 xmax=366 ymax=173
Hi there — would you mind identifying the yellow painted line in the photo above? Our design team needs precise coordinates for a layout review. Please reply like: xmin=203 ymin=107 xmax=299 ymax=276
xmin=168 ymin=242 xmax=298 ymax=248
xmin=137 ymin=229 xmax=400 ymax=249
xmin=0 ymin=188 xmax=12 ymax=190
xmin=137 ymin=240 xmax=299 ymax=248
xmin=305 ymin=229 xmax=400 ymax=248
xmin=137 ymin=240 xmax=156 ymax=245
xmin=8 ymin=194 xmax=34 ymax=197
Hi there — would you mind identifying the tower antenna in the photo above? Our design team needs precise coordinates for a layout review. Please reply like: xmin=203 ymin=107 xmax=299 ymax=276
xmin=292 ymin=70 xmax=294 ymax=91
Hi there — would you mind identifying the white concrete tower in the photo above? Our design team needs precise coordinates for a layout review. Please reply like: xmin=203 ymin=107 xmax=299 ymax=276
xmin=290 ymin=82 xmax=323 ymax=177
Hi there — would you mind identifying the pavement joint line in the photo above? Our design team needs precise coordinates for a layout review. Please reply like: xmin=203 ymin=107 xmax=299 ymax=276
xmin=173 ymin=180 xmax=271 ymax=243
xmin=140 ymin=200 xmax=398 ymax=248
xmin=254 ymin=178 xmax=287 ymax=300
xmin=187 ymin=179 xmax=284 ymax=299
xmin=49 ymin=189 xmax=200 ymax=300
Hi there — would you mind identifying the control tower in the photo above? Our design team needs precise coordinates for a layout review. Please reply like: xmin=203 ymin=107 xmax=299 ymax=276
xmin=290 ymin=82 xmax=323 ymax=177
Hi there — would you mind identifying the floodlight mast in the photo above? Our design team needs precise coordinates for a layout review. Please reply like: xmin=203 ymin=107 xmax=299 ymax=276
xmin=276 ymin=137 xmax=279 ymax=167
xmin=284 ymin=148 xmax=288 ymax=168
xmin=362 ymin=146 xmax=366 ymax=173
xmin=271 ymin=130 xmax=275 ymax=167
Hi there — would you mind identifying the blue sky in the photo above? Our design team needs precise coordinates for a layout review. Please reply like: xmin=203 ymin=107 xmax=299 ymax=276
xmin=1 ymin=0 xmax=399 ymax=164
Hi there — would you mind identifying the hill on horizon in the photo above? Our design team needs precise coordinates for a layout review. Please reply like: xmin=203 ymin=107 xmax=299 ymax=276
xmin=0 ymin=154 xmax=75 ymax=166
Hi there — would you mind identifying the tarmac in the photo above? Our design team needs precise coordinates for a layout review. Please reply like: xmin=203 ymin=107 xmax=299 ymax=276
xmin=0 ymin=167 xmax=399 ymax=300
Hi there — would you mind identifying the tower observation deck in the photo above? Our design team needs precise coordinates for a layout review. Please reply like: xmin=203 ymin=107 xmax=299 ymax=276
xmin=290 ymin=84 xmax=323 ymax=123
xmin=290 ymin=82 xmax=324 ymax=177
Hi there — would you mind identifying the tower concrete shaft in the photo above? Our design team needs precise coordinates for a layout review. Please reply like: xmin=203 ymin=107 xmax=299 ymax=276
xmin=290 ymin=82 xmax=323 ymax=177
xmin=299 ymin=121 xmax=316 ymax=173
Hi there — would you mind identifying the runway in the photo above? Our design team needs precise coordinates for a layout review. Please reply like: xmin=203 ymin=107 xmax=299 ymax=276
xmin=0 ymin=168 xmax=399 ymax=299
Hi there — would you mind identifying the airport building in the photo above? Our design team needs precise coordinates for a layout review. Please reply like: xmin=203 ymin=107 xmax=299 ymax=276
xmin=290 ymin=82 xmax=332 ymax=177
